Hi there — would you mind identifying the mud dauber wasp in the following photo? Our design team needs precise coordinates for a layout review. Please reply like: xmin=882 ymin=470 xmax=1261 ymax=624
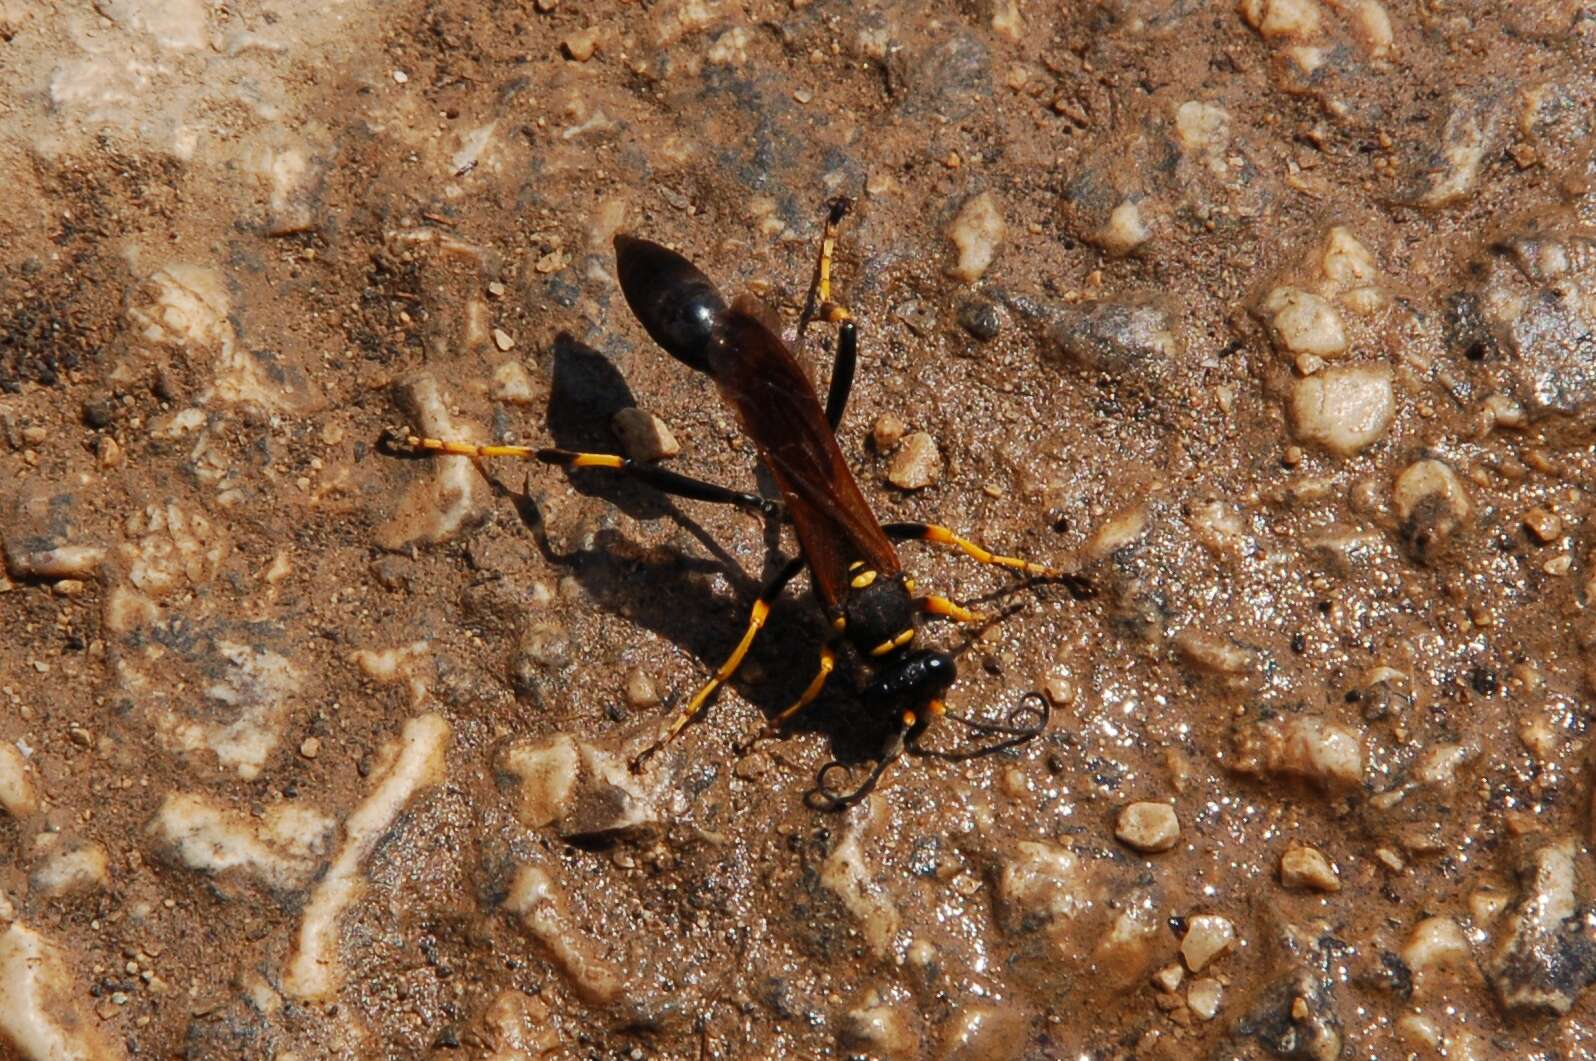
xmin=404 ymin=200 xmax=1088 ymax=808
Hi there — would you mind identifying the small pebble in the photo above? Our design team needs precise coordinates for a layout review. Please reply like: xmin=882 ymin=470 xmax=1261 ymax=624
xmin=1522 ymin=506 xmax=1561 ymax=543
xmin=1180 ymin=914 xmax=1235 ymax=972
xmin=1279 ymin=845 xmax=1341 ymax=892
xmin=945 ymin=191 xmax=1005 ymax=284
xmin=492 ymin=328 xmax=515 ymax=352
xmin=887 ymin=432 xmax=941 ymax=490
xmin=612 ymin=408 xmax=680 ymax=462
xmin=871 ymin=413 xmax=906 ymax=452
xmin=561 ymin=27 xmax=598 ymax=62
xmin=1261 ymin=286 xmax=1348 ymax=357
xmin=956 ymin=297 xmax=1002 ymax=341
xmin=299 ymin=737 xmax=321 ymax=759
xmin=1289 ymin=364 xmax=1395 ymax=457
xmin=623 ymin=667 xmax=660 ymax=708
xmin=1152 ymin=963 xmax=1184 ymax=993
xmin=534 ymin=0 xmax=557 ymax=9
xmin=492 ymin=362 xmax=536 ymax=405
xmin=1186 ymin=978 xmax=1222 ymax=1021
xmin=1115 ymin=802 xmax=1180 ymax=852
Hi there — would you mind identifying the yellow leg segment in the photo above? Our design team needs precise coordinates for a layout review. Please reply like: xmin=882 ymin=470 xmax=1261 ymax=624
xmin=664 ymin=598 xmax=771 ymax=745
xmin=889 ymin=522 xmax=1065 ymax=579
xmin=405 ymin=435 xmax=542 ymax=460
xmin=918 ymin=595 xmax=983 ymax=624
xmin=764 ymin=644 xmax=837 ymax=734
xmin=817 ymin=203 xmax=853 ymax=323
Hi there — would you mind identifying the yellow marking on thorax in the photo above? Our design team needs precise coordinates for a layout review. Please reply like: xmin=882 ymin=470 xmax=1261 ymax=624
xmin=850 ymin=568 xmax=878 ymax=589
xmin=870 ymin=628 xmax=915 ymax=656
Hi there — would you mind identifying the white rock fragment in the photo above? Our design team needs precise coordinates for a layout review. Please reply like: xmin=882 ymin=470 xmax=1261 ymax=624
xmin=1086 ymin=503 xmax=1149 ymax=560
xmin=1417 ymin=106 xmax=1488 ymax=208
xmin=0 ymin=742 xmax=39 ymax=819
xmin=945 ymin=191 xmax=1005 ymax=283
xmin=1231 ymin=715 xmax=1365 ymax=789
xmin=839 ymin=996 xmax=918 ymax=1057
xmin=612 ymin=407 xmax=680 ymax=462
xmin=29 ymin=839 xmax=110 ymax=897
xmin=822 ymin=822 xmax=903 ymax=960
xmin=122 ymin=501 xmax=229 ymax=597
xmin=997 ymin=840 xmax=1091 ymax=930
xmin=1096 ymin=199 xmax=1150 ymax=256
xmin=480 ymin=989 xmax=560 ymax=1059
xmin=128 ymin=263 xmax=312 ymax=411
xmin=1280 ymin=845 xmax=1341 ymax=892
xmin=1261 ymin=287 xmax=1348 ymax=357
xmin=1187 ymin=977 xmax=1223 ymax=1020
xmin=1093 ymin=899 xmax=1163 ymax=984
xmin=504 ymin=863 xmax=623 ymax=1005
xmin=1393 ymin=459 xmax=1471 ymax=559
xmin=251 ymin=144 xmax=324 ymax=236
xmin=1349 ymin=0 xmax=1394 ymax=58
xmin=0 ymin=922 xmax=123 ymax=1061
xmin=1174 ymin=101 xmax=1231 ymax=176
xmin=501 ymin=736 xmax=580 ymax=829
xmin=128 ymin=640 xmax=300 ymax=779
xmin=282 ymin=713 xmax=451 ymax=1002
xmin=705 ymin=25 xmax=750 ymax=65
xmin=1486 ymin=843 xmax=1593 ymax=1015
xmin=492 ymin=362 xmax=537 ymax=405
xmin=352 ymin=640 xmax=434 ymax=707
xmin=1180 ymin=914 xmax=1236 ymax=972
xmin=1289 ymin=364 xmax=1395 ymax=456
xmin=1116 ymin=802 xmax=1180 ymax=853
xmin=887 ymin=432 xmax=941 ymax=490
xmin=1238 ymin=0 xmax=1324 ymax=40
xmin=148 ymin=792 xmax=333 ymax=892
xmin=3 ymin=543 xmax=106 ymax=580
xmin=1174 ymin=629 xmax=1256 ymax=677
xmin=378 ymin=374 xmax=491 ymax=549
xmin=1403 ymin=916 xmax=1475 ymax=990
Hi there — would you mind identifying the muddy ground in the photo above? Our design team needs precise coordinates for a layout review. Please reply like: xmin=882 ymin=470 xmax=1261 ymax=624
xmin=2 ymin=0 xmax=1596 ymax=1058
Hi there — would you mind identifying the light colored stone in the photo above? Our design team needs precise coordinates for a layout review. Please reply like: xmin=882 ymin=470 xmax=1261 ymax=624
xmin=887 ymin=432 xmax=941 ymax=490
xmin=1403 ymin=916 xmax=1474 ymax=986
xmin=1097 ymin=199 xmax=1149 ymax=255
xmin=491 ymin=361 xmax=537 ymax=405
xmin=1153 ymin=963 xmax=1184 ymax=992
xmin=505 ymin=863 xmax=623 ymax=1004
xmin=29 ymin=840 xmax=109 ymax=897
xmin=0 ymin=742 xmax=38 ymax=819
xmin=0 ymin=922 xmax=122 ymax=1061
xmin=872 ymin=413 xmax=906 ymax=452
xmin=945 ymin=191 xmax=1005 ymax=283
xmin=1262 ymin=286 xmax=1347 ymax=357
xmin=1289 ymin=363 xmax=1395 ymax=456
xmin=1238 ymin=0 xmax=1324 ymax=40
xmin=1231 ymin=715 xmax=1364 ymax=789
xmin=1523 ymin=506 xmax=1561 ymax=543
xmin=1187 ymin=977 xmax=1222 ymax=1020
xmin=1350 ymin=0 xmax=1393 ymax=57
xmin=1175 ymin=101 xmax=1231 ymax=174
xmin=839 ymin=998 xmax=917 ymax=1058
xmin=1280 ymin=845 xmax=1340 ymax=892
xmin=612 ymin=407 xmax=680 ymax=462
xmin=997 ymin=841 xmax=1089 ymax=930
xmin=1116 ymin=802 xmax=1180 ymax=853
xmin=1180 ymin=914 xmax=1235 ymax=972
xmin=1173 ymin=629 xmax=1256 ymax=676
xmin=561 ymin=26 xmax=599 ymax=61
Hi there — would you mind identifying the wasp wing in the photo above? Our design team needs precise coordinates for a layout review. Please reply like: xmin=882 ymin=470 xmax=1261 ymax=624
xmin=709 ymin=297 xmax=901 ymax=610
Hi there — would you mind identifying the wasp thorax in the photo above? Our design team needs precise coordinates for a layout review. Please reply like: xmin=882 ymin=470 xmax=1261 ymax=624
xmin=843 ymin=569 xmax=915 ymax=657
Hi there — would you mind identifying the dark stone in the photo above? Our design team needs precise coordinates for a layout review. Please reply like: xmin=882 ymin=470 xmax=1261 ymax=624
xmin=81 ymin=395 xmax=114 ymax=429
xmin=957 ymin=297 xmax=1002 ymax=341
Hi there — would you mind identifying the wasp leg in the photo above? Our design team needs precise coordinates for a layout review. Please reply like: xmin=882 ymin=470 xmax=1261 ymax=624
xmin=917 ymin=594 xmax=984 ymax=624
xmin=824 ymin=320 xmax=858 ymax=434
xmin=884 ymin=522 xmax=1071 ymax=580
xmin=740 ymin=642 xmax=838 ymax=752
xmin=537 ymin=448 xmax=781 ymax=514
xmin=404 ymin=434 xmax=780 ymax=515
xmin=631 ymin=554 xmax=808 ymax=771
xmin=797 ymin=198 xmax=859 ymax=431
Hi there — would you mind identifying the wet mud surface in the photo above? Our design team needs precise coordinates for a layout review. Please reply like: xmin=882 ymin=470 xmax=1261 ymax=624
xmin=2 ymin=1 xmax=1596 ymax=1057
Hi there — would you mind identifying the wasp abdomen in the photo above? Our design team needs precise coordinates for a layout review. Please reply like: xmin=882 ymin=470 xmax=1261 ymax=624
xmin=614 ymin=234 xmax=728 ymax=374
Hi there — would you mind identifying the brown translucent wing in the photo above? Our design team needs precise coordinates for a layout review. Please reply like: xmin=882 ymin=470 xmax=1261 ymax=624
xmin=708 ymin=296 xmax=900 ymax=610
